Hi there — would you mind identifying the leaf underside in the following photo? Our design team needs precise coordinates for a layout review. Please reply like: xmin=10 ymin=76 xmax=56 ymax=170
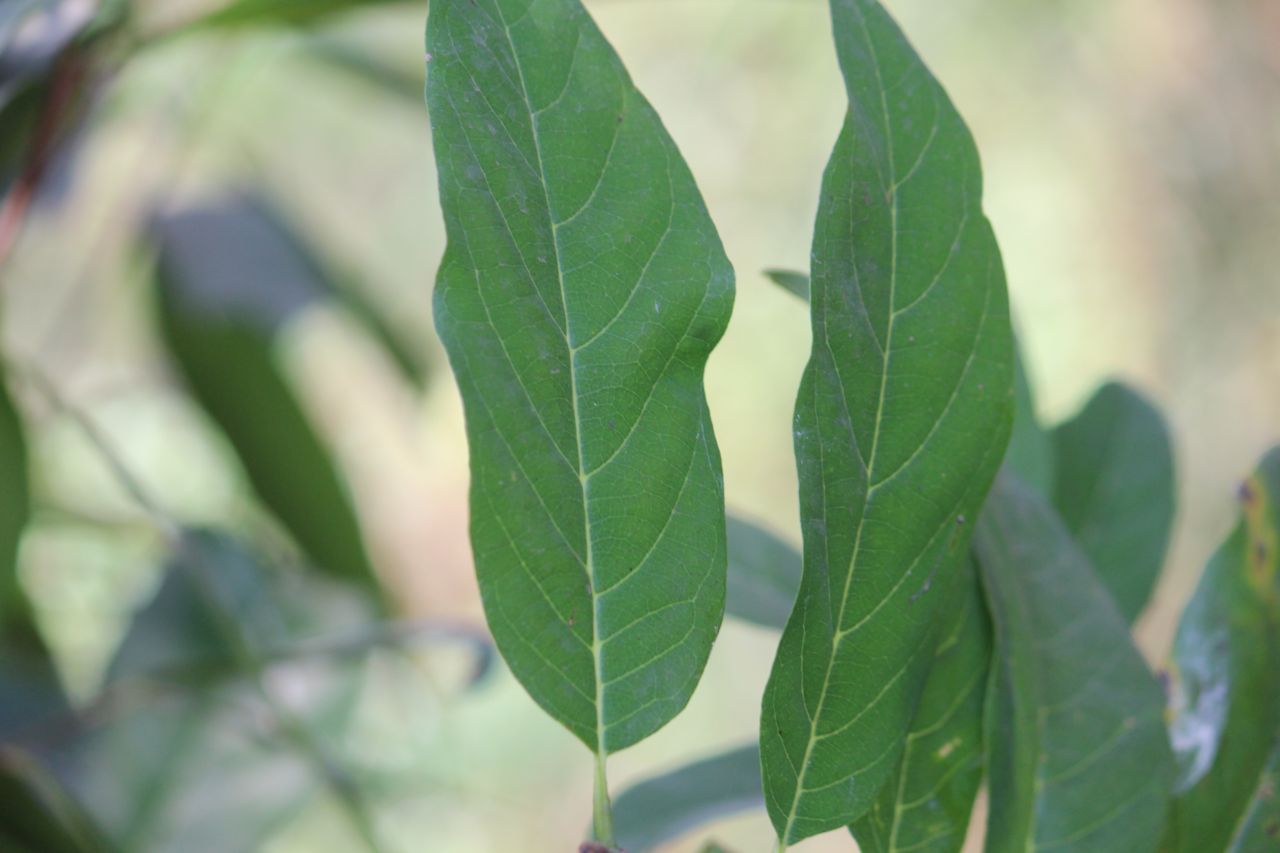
xmin=758 ymin=0 xmax=1013 ymax=841
xmin=1164 ymin=448 xmax=1280 ymax=852
xmin=976 ymin=474 xmax=1173 ymax=853
xmin=1051 ymin=381 xmax=1175 ymax=623
xmin=426 ymin=0 xmax=734 ymax=754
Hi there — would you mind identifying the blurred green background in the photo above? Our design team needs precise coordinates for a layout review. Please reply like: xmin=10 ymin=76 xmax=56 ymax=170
xmin=1 ymin=0 xmax=1277 ymax=850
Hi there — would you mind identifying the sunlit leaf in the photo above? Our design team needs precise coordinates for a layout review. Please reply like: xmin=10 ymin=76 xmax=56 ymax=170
xmin=613 ymin=743 xmax=762 ymax=852
xmin=851 ymin=559 xmax=989 ymax=853
xmin=1050 ymin=382 xmax=1175 ymax=623
xmin=725 ymin=515 xmax=800 ymax=631
xmin=976 ymin=474 xmax=1173 ymax=853
xmin=758 ymin=0 xmax=1013 ymax=841
xmin=425 ymin=0 xmax=734 ymax=772
xmin=1164 ymin=448 xmax=1280 ymax=852
xmin=153 ymin=203 xmax=384 ymax=597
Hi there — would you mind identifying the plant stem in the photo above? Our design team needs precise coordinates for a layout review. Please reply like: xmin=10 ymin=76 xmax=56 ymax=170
xmin=773 ymin=838 xmax=788 ymax=853
xmin=592 ymin=750 xmax=615 ymax=847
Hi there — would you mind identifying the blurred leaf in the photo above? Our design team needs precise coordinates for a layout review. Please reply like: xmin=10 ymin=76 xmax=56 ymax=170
xmin=725 ymin=515 xmax=800 ymax=630
xmin=0 ymin=746 xmax=114 ymax=853
xmin=975 ymin=474 xmax=1173 ymax=853
xmin=612 ymin=744 xmax=762 ymax=853
xmin=1005 ymin=340 xmax=1052 ymax=495
xmin=1224 ymin=739 xmax=1280 ymax=852
xmin=426 ymin=0 xmax=734 ymax=769
xmin=762 ymin=268 xmax=809 ymax=302
xmin=0 ymin=373 xmax=31 ymax=632
xmin=1164 ymin=448 xmax=1280 ymax=852
xmin=1050 ymin=382 xmax=1175 ymax=624
xmin=759 ymin=0 xmax=1014 ymax=840
xmin=153 ymin=202 xmax=384 ymax=598
xmin=198 ymin=0 xmax=417 ymax=29
xmin=851 ymin=559 xmax=989 ymax=853
xmin=302 ymin=39 xmax=423 ymax=107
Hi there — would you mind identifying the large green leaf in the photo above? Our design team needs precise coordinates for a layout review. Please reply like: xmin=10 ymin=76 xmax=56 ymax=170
xmin=1164 ymin=448 xmax=1280 ymax=852
xmin=425 ymin=0 xmax=733 ymax=774
xmin=975 ymin=474 xmax=1173 ymax=853
xmin=851 ymin=559 xmax=990 ymax=853
xmin=725 ymin=515 xmax=801 ymax=631
xmin=153 ymin=203 xmax=383 ymax=598
xmin=612 ymin=743 xmax=762 ymax=852
xmin=758 ymin=0 xmax=1013 ymax=842
xmin=1050 ymin=382 xmax=1175 ymax=623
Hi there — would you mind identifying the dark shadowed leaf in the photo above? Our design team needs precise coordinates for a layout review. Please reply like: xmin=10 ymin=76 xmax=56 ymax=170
xmin=758 ymin=0 xmax=1013 ymax=841
xmin=1051 ymin=382 xmax=1175 ymax=623
xmin=425 ymin=0 xmax=734 ymax=762
xmin=725 ymin=515 xmax=801 ymax=630
xmin=1005 ymin=340 xmax=1051 ymax=495
xmin=153 ymin=204 xmax=383 ymax=597
xmin=976 ymin=474 xmax=1172 ymax=853
xmin=613 ymin=743 xmax=762 ymax=852
xmin=1164 ymin=448 xmax=1280 ymax=852
xmin=851 ymin=559 xmax=990 ymax=853
xmin=763 ymin=269 xmax=810 ymax=302
xmin=0 ymin=373 xmax=31 ymax=634
xmin=0 ymin=746 xmax=114 ymax=853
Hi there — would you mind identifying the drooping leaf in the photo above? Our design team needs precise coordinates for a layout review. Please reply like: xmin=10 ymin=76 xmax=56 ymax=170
xmin=1050 ymin=381 xmax=1175 ymax=623
xmin=612 ymin=743 xmax=762 ymax=853
xmin=153 ymin=202 xmax=383 ymax=598
xmin=0 ymin=746 xmax=114 ymax=853
xmin=197 ymin=0 xmax=415 ymax=29
xmin=1005 ymin=338 xmax=1052 ymax=495
xmin=975 ymin=474 xmax=1173 ymax=853
xmin=425 ymin=0 xmax=734 ymax=763
xmin=758 ymin=0 xmax=1013 ymax=841
xmin=1224 ymin=738 xmax=1280 ymax=853
xmin=725 ymin=515 xmax=801 ymax=630
xmin=1163 ymin=448 xmax=1280 ymax=852
xmin=763 ymin=269 xmax=810 ymax=302
xmin=851 ymin=559 xmax=990 ymax=853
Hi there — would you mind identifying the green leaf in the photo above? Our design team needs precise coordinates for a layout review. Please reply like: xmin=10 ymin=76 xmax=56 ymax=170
xmin=425 ymin=0 xmax=734 ymax=763
xmin=0 ymin=373 xmax=31 ymax=634
xmin=975 ymin=474 xmax=1173 ymax=853
xmin=0 ymin=746 xmax=115 ymax=853
xmin=612 ymin=743 xmax=762 ymax=853
xmin=1050 ymin=382 xmax=1175 ymax=623
xmin=763 ymin=269 xmax=810 ymax=302
xmin=153 ymin=204 xmax=383 ymax=598
xmin=758 ymin=0 xmax=1013 ymax=841
xmin=1164 ymin=448 xmax=1280 ymax=852
xmin=851 ymin=559 xmax=990 ymax=853
xmin=197 ymin=0 xmax=414 ymax=29
xmin=725 ymin=515 xmax=801 ymax=630
xmin=1005 ymin=339 xmax=1052 ymax=495
xmin=1225 ymin=738 xmax=1280 ymax=853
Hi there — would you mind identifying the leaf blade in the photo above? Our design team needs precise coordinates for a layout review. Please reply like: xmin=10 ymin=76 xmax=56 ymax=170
xmin=975 ymin=474 xmax=1173 ymax=853
xmin=1050 ymin=381 xmax=1175 ymax=623
xmin=758 ymin=0 xmax=1013 ymax=840
xmin=1164 ymin=448 xmax=1280 ymax=852
xmin=725 ymin=515 xmax=801 ymax=631
xmin=425 ymin=0 xmax=733 ymax=754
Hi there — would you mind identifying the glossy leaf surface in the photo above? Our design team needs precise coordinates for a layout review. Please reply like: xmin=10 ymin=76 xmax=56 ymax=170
xmin=1051 ymin=382 xmax=1175 ymax=622
xmin=725 ymin=515 xmax=801 ymax=630
xmin=426 ymin=0 xmax=734 ymax=754
xmin=759 ymin=0 xmax=1013 ymax=840
xmin=851 ymin=559 xmax=990 ymax=853
xmin=613 ymin=743 xmax=762 ymax=852
xmin=1164 ymin=448 xmax=1280 ymax=852
xmin=154 ymin=203 xmax=382 ymax=597
xmin=976 ymin=474 xmax=1173 ymax=853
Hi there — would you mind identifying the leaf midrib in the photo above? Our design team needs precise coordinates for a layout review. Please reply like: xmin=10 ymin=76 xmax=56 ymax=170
xmin=494 ymin=3 xmax=607 ymax=758
xmin=780 ymin=6 xmax=901 ymax=839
